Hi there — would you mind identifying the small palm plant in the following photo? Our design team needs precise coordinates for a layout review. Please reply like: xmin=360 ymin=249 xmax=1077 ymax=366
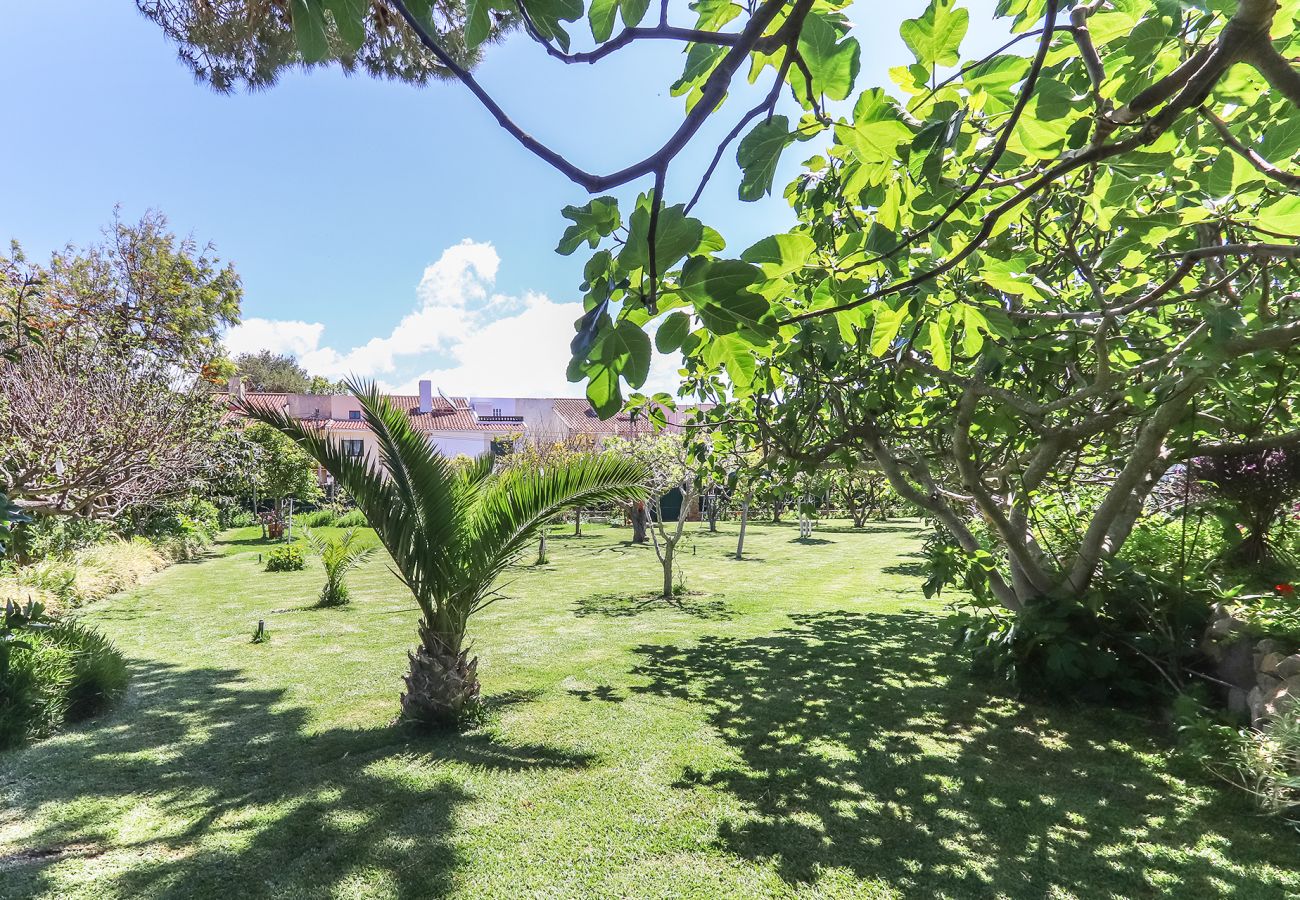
xmin=240 ymin=381 xmax=647 ymax=727
xmin=304 ymin=527 xmax=377 ymax=607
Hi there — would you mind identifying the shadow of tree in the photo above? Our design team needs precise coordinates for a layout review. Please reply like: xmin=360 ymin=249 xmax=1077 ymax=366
xmin=573 ymin=591 xmax=735 ymax=621
xmin=0 ymin=661 xmax=589 ymax=899
xmin=631 ymin=611 xmax=1298 ymax=897
xmin=789 ymin=537 xmax=835 ymax=545
xmin=881 ymin=561 xmax=926 ymax=577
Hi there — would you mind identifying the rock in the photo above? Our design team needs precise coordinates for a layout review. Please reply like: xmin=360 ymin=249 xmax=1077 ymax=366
xmin=1216 ymin=637 xmax=1257 ymax=689
xmin=1275 ymin=654 xmax=1300 ymax=680
xmin=1227 ymin=686 xmax=1251 ymax=720
xmin=1249 ymin=685 xmax=1266 ymax=723
xmin=1257 ymin=673 xmax=1283 ymax=696
xmin=1255 ymin=639 xmax=1285 ymax=666
xmin=1259 ymin=652 xmax=1287 ymax=675
xmin=1262 ymin=681 xmax=1298 ymax=719
xmin=1209 ymin=614 xmax=1246 ymax=639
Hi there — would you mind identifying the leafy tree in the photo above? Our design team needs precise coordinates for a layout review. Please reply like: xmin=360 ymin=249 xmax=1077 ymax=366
xmin=36 ymin=209 xmax=240 ymax=368
xmin=138 ymin=0 xmax=515 ymax=92
xmin=604 ymin=433 xmax=699 ymax=597
xmin=241 ymin=382 xmax=646 ymax=726
xmin=235 ymin=351 xmax=312 ymax=393
xmin=232 ymin=350 xmax=348 ymax=394
xmin=243 ymin=422 xmax=324 ymax=514
xmin=169 ymin=0 xmax=1300 ymax=628
xmin=304 ymin=526 xmax=378 ymax=606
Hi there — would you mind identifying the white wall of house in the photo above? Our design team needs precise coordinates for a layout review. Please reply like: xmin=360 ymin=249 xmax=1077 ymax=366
xmin=429 ymin=433 xmax=496 ymax=458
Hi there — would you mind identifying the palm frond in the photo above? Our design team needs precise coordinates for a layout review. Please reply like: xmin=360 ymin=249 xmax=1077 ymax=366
xmin=460 ymin=452 xmax=648 ymax=609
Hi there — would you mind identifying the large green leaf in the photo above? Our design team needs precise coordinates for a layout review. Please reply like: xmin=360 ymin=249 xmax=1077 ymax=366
xmin=900 ymin=0 xmax=969 ymax=68
xmin=737 ymin=116 xmax=793 ymax=201
xmin=741 ymin=233 xmax=816 ymax=276
xmin=795 ymin=13 xmax=861 ymax=102
xmin=289 ymin=0 xmax=330 ymax=62
xmin=324 ymin=0 xmax=367 ymax=51
xmin=618 ymin=204 xmax=705 ymax=274
xmin=679 ymin=257 xmax=776 ymax=342
xmin=655 ymin=312 xmax=692 ymax=354
xmin=556 ymin=197 xmax=621 ymax=255
xmin=1257 ymin=196 xmax=1300 ymax=235
xmin=620 ymin=0 xmax=651 ymax=28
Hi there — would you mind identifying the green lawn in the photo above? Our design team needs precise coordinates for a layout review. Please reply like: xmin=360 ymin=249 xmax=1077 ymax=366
xmin=1 ymin=520 xmax=1296 ymax=899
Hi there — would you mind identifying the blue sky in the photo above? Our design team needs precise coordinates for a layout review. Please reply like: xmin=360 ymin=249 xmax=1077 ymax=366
xmin=2 ymin=0 xmax=1002 ymax=396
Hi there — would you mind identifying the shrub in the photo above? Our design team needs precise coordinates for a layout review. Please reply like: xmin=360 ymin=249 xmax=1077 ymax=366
xmin=219 ymin=507 xmax=257 ymax=529
xmin=0 ymin=616 xmax=126 ymax=750
xmin=951 ymin=564 xmax=1215 ymax=705
xmin=305 ymin=527 xmax=376 ymax=606
xmin=1177 ymin=693 xmax=1300 ymax=822
xmin=265 ymin=543 xmax=306 ymax=572
xmin=18 ymin=517 xmax=116 ymax=561
xmin=49 ymin=620 xmax=129 ymax=721
xmin=334 ymin=509 xmax=368 ymax=528
xmin=300 ymin=509 xmax=337 ymax=528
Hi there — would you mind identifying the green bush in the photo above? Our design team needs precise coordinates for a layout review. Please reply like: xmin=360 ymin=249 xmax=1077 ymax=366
xmin=265 ymin=543 xmax=306 ymax=572
xmin=18 ymin=516 xmax=117 ymax=561
xmin=334 ymin=509 xmax=368 ymax=528
xmin=300 ymin=509 xmax=337 ymax=528
xmin=0 ymin=619 xmax=127 ymax=750
xmin=50 ymin=620 xmax=129 ymax=721
xmin=219 ymin=507 xmax=257 ymax=529
xmin=952 ymin=564 xmax=1215 ymax=705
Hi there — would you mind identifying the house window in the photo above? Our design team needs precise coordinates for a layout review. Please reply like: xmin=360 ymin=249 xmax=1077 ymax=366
xmin=342 ymin=439 xmax=364 ymax=458
xmin=348 ymin=410 xmax=361 ymax=421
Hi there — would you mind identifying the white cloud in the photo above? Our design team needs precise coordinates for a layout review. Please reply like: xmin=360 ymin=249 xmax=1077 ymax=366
xmin=222 ymin=238 xmax=684 ymax=399
xmin=224 ymin=318 xmax=324 ymax=359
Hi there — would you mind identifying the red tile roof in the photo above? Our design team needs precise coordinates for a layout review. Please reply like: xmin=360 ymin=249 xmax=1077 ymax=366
xmin=550 ymin=398 xmax=711 ymax=436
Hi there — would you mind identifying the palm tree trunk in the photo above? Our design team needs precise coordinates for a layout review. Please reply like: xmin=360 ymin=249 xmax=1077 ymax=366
xmin=574 ymin=507 xmax=582 ymax=536
xmin=400 ymin=622 xmax=480 ymax=727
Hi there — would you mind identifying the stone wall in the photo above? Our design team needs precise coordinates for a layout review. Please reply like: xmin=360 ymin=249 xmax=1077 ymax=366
xmin=1203 ymin=603 xmax=1300 ymax=726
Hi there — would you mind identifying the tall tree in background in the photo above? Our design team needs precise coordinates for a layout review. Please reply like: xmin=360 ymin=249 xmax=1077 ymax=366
xmin=0 ymin=214 xmax=240 ymax=519
xmin=137 ymin=0 xmax=516 ymax=92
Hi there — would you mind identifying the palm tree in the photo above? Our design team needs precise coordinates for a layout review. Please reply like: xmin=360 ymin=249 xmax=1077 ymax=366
xmin=240 ymin=382 xmax=647 ymax=727
xmin=303 ymin=526 xmax=377 ymax=607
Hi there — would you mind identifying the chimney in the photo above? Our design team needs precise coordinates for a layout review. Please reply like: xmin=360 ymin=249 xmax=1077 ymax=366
xmin=230 ymin=374 xmax=245 ymax=400
xmin=418 ymin=380 xmax=433 ymax=414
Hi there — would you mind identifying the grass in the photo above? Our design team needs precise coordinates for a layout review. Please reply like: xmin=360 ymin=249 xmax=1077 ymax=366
xmin=0 ymin=520 xmax=1297 ymax=899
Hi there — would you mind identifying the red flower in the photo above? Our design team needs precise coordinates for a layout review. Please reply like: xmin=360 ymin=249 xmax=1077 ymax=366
xmin=1276 ymin=584 xmax=1295 ymax=594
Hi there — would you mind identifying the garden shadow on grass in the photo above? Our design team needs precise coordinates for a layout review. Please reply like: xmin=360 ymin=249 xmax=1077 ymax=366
xmin=0 ymin=661 xmax=590 ymax=900
xmin=632 ymin=611 xmax=1299 ymax=898
xmin=573 ymin=591 xmax=735 ymax=621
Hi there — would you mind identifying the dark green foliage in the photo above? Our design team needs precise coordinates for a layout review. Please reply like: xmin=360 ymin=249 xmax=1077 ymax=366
xmin=48 ymin=621 xmax=129 ymax=722
xmin=952 ymin=566 xmax=1215 ymax=705
xmin=219 ymin=507 xmax=257 ymax=529
xmin=300 ymin=509 xmax=337 ymax=528
xmin=0 ymin=618 xmax=127 ymax=750
xmin=265 ymin=544 xmax=307 ymax=572
xmin=334 ymin=509 xmax=368 ymax=528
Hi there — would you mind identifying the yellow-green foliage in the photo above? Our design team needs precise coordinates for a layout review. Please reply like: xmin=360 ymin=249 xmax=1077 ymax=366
xmin=14 ymin=540 xmax=167 ymax=609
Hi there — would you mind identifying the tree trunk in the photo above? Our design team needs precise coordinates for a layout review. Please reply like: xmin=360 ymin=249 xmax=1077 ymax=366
xmin=772 ymin=500 xmax=783 ymax=524
xmin=662 ymin=541 xmax=675 ymax=598
xmin=631 ymin=501 xmax=648 ymax=543
xmin=736 ymin=494 xmax=751 ymax=559
xmin=574 ymin=507 xmax=582 ymax=537
xmin=537 ymin=528 xmax=549 ymax=564
xmin=707 ymin=493 xmax=718 ymax=532
xmin=400 ymin=624 xmax=480 ymax=728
